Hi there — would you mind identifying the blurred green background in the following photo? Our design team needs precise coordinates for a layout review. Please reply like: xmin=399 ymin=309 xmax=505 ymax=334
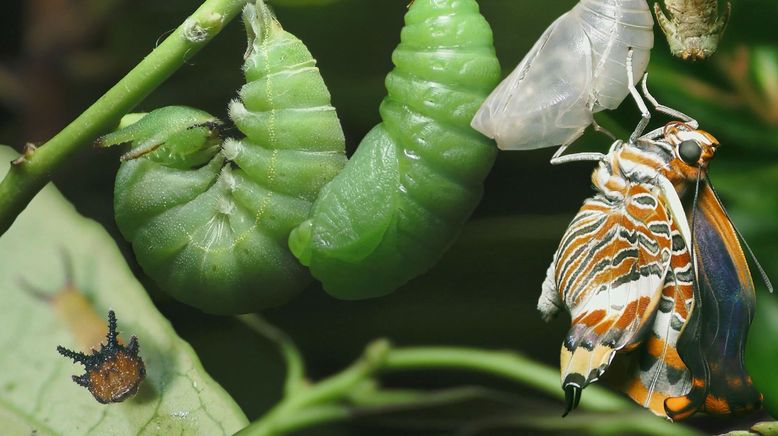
xmin=1 ymin=0 xmax=776 ymax=434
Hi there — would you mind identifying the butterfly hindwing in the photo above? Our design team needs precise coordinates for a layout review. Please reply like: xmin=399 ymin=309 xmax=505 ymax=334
xmin=623 ymin=219 xmax=694 ymax=417
xmin=695 ymin=183 xmax=761 ymax=413
xmin=662 ymin=181 xmax=762 ymax=419
xmin=552 ymin=182 xmax=673 ymax=395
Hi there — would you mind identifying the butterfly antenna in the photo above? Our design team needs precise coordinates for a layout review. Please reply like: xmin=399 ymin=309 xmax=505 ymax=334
xmin=706 ymin=178 xmax=773 ymax=293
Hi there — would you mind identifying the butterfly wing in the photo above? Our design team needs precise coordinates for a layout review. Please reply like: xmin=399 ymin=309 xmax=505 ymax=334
xmin=551 ymin=183 xmax=673 ymax=408
xmin=665 ymin=182 xmax=762 ymax=419
xmin=471 ymin=11 xmax=594 ymax=150
xmin=622 ymin=218 xmax=695 ymax=417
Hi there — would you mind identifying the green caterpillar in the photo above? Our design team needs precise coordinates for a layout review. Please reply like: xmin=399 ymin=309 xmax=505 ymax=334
xmin=289 ymin=0 xmax=501 ymax=299
xmin=100 ymin=1 xmax=346 ymax=314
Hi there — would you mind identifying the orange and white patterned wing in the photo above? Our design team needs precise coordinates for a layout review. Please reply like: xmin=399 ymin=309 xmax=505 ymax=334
xmin=622 ymin=221 xmax=694 ymax=417
xmin=540 ymin=183 xmax=673 ymax=412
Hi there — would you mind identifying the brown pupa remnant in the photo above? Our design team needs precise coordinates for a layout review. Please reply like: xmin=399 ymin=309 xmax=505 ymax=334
xmin=57 ymin=310 xmax=145 ymax=404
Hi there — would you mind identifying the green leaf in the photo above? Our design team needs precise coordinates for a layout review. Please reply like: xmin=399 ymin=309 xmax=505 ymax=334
xmin=721 ymin=421 xmax=778 ymax=436
xmin=752 ymin=422 xmax=778 ymax=435
xmin=0 ymin=145 xmax=248 ymax=434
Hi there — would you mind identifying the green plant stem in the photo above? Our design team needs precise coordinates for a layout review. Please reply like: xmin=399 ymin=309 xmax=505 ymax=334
xmin=0 ymin=0 xmax=249 ymax=237
xmin=463 ymin=412 xmax=701 ymax=436
xmin=256 ymin=405 xmax=350 ymax=436
xmin=238 ymin=340 xmax=693 ymax=436
xmin=382 ymin=346 xmax=631 ymax=412
xmin=237 ymin=314 xmax=306 ymax=396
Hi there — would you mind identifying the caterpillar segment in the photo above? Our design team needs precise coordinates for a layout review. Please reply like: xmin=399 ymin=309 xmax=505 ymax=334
xmin=289 ymin=0 xmax=501 ymax=299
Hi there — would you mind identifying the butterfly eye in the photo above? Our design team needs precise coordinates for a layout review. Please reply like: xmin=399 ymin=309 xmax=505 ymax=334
xmin=679 ymin=139 xmax=702 ymax=165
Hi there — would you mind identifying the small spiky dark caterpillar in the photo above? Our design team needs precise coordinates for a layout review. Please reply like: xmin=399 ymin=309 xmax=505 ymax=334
xmin=57 ymin=310 xmax=145 ymax=404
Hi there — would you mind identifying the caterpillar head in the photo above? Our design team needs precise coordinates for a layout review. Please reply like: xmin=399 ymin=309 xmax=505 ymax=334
xmin=99 ymin=106 xmax=223 ymax=169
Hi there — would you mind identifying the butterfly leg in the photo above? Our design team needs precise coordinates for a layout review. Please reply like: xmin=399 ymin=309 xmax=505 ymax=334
xmin=641 ymin=73 xmax=699 ymax=129
xmin=626 ymin=48 xmax=651 ymax=144
xmin=549 ymin=105 xmax=611 ymax=165
xmin=549 ymin=143 xmax=605 ymax=165
xmin=591 ymin=118 xmax=616 ymax=141
xmin=586 ymin=100 xmax=617 ymax=142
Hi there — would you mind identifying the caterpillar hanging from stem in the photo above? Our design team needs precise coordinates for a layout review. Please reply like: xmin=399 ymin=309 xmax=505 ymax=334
xmin=100 ymin=1 xmax=347 ymax=314
xmin=287 ymin=0 xmax=502 ymax=299
xmin=101 ymin=0 xmax=502 ymax=310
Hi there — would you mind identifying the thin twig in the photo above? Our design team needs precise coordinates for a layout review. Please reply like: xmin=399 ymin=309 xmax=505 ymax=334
xmin=237 ymin=339 xmax=692 ymax=436
xmin=0 ymin=0 xmax=249 ymax=236
xmin=236 ymin=314 xmax=306 ymax=396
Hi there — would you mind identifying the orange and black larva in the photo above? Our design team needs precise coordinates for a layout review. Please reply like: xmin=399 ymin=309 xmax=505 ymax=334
xmin=57 ymin=310 xmax=145 ymax=404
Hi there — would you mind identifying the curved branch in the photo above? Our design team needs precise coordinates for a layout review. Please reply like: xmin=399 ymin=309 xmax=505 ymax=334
xmin=0 ymin=0 xmax=249 ymax=236
xmin=381 ymin=346 xmax=631 ymax=413
xmin=238 ymin=340 xmax=693 ymax=436
xmin=237 ymin=314 xmax=306 ymax=396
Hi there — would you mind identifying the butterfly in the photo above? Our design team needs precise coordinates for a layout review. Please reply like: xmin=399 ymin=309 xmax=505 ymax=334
xmin=537 ymin=51 xmax=772 ymax=420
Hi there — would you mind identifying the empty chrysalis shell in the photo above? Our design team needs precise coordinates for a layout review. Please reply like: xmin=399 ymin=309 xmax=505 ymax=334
xmin=471 ymin=0 xmax=654 ymax=150
xmin=288 ymin=0 xmax=501 ymax=299
xmin=101 ymin=1 xmax=346 ymax=314
xmin=654 ymin=0 xmax=731 ymax=60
